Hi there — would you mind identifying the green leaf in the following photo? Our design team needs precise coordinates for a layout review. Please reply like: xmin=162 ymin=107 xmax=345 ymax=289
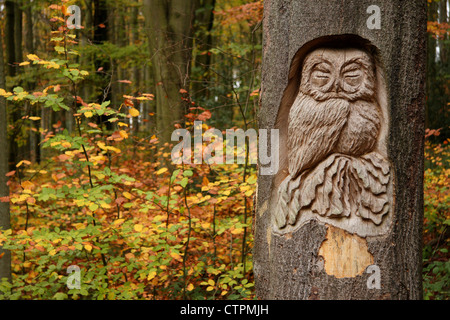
xmin=179 ymin=177 xmax=189 ymax=188
xmin=183 ymin=170 xmax=193 ymax=177
xmin=53 ymin=292 xmax=68 ymax=300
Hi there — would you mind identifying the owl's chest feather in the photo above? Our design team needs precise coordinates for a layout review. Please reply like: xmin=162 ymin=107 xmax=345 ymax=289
xmin=336 ymin=100 xmax=381 ymax=156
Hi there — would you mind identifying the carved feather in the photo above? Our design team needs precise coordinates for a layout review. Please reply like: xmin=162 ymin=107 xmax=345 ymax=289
xmin=288 ymin=94 xmax=350 ymax=179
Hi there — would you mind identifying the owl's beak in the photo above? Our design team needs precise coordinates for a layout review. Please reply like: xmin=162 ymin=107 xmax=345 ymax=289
xmin=334 ymin=81 xmax=342 ymax=93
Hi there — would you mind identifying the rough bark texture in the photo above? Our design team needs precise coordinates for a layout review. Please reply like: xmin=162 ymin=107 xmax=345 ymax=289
xmin=144 ymin=0 xmax=197 ymax=143
xmin=254 ymin=0 xmax=426 ymax=300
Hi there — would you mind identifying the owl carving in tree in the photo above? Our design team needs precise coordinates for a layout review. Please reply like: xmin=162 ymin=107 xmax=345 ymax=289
xmin=274 ymin=47 xmax=392 ymax=234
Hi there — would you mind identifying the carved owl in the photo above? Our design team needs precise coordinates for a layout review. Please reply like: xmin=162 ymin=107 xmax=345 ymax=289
xmin=288 ymin=48 xmax=382 ymax=180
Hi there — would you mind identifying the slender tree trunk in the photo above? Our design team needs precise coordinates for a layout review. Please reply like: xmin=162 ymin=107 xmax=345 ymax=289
xmin=93 ymin=0 xmax=113 ymax=129
xmin=81 ymin=0 xmax=93 ymax=105
xmin=24 ymin=1 xmax=33 ymax=54
xmin=144 ymin=0 xmax=197 ymax=143
xmin=255 ymin=0 xmax=426 ymax=300
xmin=0 ymin=28 xmax=12 ymax=283
xmin=191 ymin=0 xmax=215 ymax=100
xmin=5 ymin=1 xmax=16 ymax=78
xmin=426 ymin=1 xmax=438 ymax=130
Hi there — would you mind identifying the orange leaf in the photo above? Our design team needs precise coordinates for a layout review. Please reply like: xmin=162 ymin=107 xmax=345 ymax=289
xmin=197 ymin=110 xmax=212 ymax=121
xmin=21 ymin=181 xmax=35 ymax=190
xmin=6 ymin=171 xmax=16 ymax=177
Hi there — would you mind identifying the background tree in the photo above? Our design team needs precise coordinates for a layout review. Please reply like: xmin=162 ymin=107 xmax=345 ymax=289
xmin=143 ymin=0 xmax=198 ymax=143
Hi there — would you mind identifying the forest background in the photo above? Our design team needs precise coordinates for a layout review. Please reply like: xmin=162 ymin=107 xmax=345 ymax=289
xmin=0 ymin=0 xmax=448 ymax=300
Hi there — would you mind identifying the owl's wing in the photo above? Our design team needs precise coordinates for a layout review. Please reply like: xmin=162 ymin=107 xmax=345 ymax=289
xmin=288 ymin=95 xmax=350 ymax=179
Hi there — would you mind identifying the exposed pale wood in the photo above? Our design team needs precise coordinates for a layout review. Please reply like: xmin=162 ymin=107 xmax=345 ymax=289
xmin=318 ymin=225 xmax=373 ymax=278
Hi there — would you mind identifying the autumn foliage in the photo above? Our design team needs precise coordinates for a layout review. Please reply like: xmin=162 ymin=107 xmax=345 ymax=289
xmin=0 ymin=3 xmax=255 ymax=300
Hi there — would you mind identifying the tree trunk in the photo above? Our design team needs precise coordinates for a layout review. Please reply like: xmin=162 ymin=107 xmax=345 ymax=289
xmin=93 ymin=0 xmax=113 ymax=129
xmin=254 ymin=0 xmax=426 ymax=300
xmin=426 ymin=1 xmax=438 ymax=130
xmin=191 ymin=0 xmax=215 ymax=101
xmin=0 ymin=28 xmax=11 ymax=283
xmin=5 ymin=1 xmax=16 ymax=78
xmin=144 ymin=0 xmax=197 ymax=143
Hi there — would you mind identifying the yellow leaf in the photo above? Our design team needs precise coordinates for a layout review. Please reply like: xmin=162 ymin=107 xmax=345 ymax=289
xmin=187 ymin=283 xmax=194 ymax=291
xmin=84 ymin=244 xmax=92 ymax=252
xmin=85 ymin=111 xmax=93 ymax=118
xmin=61 ymin=142 xmax=72 ymax=148
xmin=134 ymin=224 xmax=143 ymax=232
xmin=206 ymin=286 xmax=214 ymax=292
xmin=49 ymin=249 xmax=57 ymax=256
xmin=221 ymin=290 xmax=228 ymax=296
xmin=27 ymin=54 xmax=39 ymax=61
xmin=100 ymin=202 xmax=110 ymax=209
xmin=29 ymin=116 xmax=41 ymax=121
xmin=19 ymin=61 xmax=30 ymax=66
xmin=16 ymin=160 xmax=31 ymax=168
xmin=129 ymin=108 xmax=140 ymax=117
xmin=156 ymin=168 xmax=168 ymax=175
xmin=170 ymin=252 xmax=182 ymax=261
xmin=147 ymin=271 xmax=157 ymax=281
xmin=118 ymin=122 xmax=128 ymax=127
xmin=245 ymin=190 xmax=254 ymax=197
xmin=123 ymin=192 xmax=132 ymax=200
xmin=201 ymin=222 xmax=211 ymax=229
xmin=0 ymin=89 xmax=12 ymax=97
xmin=106 ymin=146 xmax=121 ymax=154
xmin=113 ymin=219 xmax=125 ymax=226
xmin=208 ymin=279 xmax=215 ymax=286
xmin=231 ymin=228 xmax=243 ymax=235
xmin=119 ymin=130 xmax=129 ymax=139
xmin=97 ymin=142 xmax=107 ymax=150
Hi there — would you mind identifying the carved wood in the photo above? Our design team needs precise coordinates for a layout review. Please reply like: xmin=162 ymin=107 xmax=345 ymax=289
xmin=272 ymin=47 xmax=393 ymax=237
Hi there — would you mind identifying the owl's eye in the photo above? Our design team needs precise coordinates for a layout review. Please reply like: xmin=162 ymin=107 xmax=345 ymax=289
xmin=311 ymin=69 xmax=331 ymax=87
xmin=343 ymin=69 xmax=363 ymax=87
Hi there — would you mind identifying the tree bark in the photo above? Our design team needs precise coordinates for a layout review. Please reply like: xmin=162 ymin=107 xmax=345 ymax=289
xmin=191 ymin=0 xmax=215 ymax=100
xmin=144 ymin=0 xmax=197 ymax=143
xmin=255 ymin=0 xmax=426 ymax=300
xmin=0 ymin=27 xmax=11 ymax=283
xmin=5 ymin=1 xmax=16 ymax=78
